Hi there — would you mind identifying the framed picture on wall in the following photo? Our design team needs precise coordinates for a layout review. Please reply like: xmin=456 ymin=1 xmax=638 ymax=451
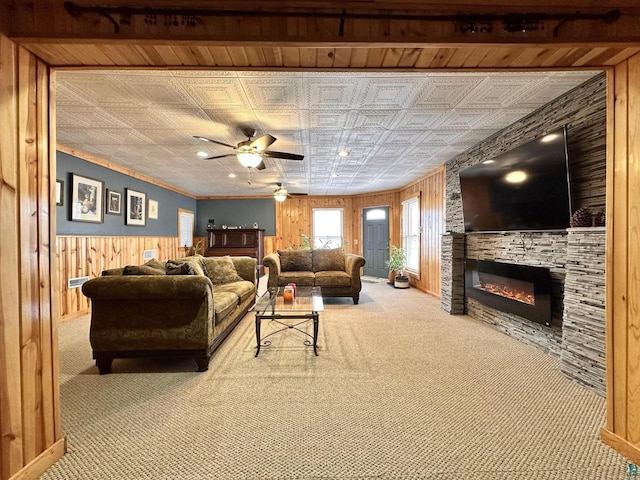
xmin=70 ymin=173 xmax=104 ymax=223
xmin=126 ymin=188 xmax=146 ymax=226
xmin=55 ymin=179 xmax=64 ymax=206
xmin=148 ymin=199 xmax=158 ymax=220
xmin=106 ymin=189 xmax=122 ymax=215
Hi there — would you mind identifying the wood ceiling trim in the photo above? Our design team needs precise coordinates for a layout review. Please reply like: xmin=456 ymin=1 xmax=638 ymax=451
xmin=56 ymin=145 xmax=196 ymax=199
xmin=19 ymin=43 xmax=640 ymax=70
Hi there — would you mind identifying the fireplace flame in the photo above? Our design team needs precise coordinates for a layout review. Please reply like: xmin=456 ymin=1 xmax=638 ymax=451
xmin=479 ymin=283 xmax=534 ymax=305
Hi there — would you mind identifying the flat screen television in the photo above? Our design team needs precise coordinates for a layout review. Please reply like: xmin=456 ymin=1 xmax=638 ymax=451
xmin=459 ymin=126 xmax=571 ymax=233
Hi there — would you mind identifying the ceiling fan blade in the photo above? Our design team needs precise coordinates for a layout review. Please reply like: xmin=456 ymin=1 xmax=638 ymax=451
xmin=193 ymin=136 xmax=235 ymax=149
xmin=289 ymin=192 xmax=308 ymax=196
xmin=263 ymin=150 xmax=304 ymax=161
xmin=250 ymin=134 xmax=276 ymax=152
xmin=204 ymin=153 xmax=236 ymax=160
xmin=255 ymin=160 xmax=266 ymax=171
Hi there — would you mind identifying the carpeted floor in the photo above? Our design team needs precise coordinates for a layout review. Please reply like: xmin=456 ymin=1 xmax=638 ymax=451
xmin=42 ymin=281 xmax=628 ymax=479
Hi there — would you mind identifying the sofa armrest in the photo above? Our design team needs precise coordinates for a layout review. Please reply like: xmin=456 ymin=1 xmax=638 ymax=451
xmin=263 ymin=253 xmax=281 ymax=290
xmin=101 ymin=267 xmax=124 ymax=276
xmin=82 ymin=275 xmax=213 ymax=300
xmin=345 ymin=254 xmax=366 ymax=287
xmin=231 ymin=256 xmax=258 ymax=285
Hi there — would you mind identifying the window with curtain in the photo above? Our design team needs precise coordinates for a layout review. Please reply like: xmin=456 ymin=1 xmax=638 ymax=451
xmin=401 ymin=196 xmax=420 ymax=273
xmin=312 ymin=208 xmax=343 ymax=249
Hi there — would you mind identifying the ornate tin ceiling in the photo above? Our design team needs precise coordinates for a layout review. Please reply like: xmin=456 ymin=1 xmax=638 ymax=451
xmin=56 ymin=69 xmax=599 ymax=196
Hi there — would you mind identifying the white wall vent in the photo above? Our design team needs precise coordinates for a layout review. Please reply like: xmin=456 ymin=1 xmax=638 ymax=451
xmin=68 ymin=276 xmax=90 ymax=289
xmin=143 ymin=249 xmax=155 ymax=261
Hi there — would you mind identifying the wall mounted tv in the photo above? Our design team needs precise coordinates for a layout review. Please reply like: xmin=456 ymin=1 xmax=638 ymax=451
xmin=459 ymin=126 xmax=572 ymax=233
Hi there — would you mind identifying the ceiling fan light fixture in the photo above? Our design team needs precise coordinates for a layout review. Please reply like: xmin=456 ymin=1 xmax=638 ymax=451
xmin=274 ymin=187 xmax=288 ymax=202
xmin=338 ymin=149 xmax=349 ymax=157
xmin=236 ymin=152 xmax=263 ymax=168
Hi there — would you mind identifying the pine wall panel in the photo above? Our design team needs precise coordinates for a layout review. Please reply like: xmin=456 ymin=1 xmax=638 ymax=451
xmin=266 ymin=167 xmax=444 ymax=297
xmin=0 ymin=35 xmax=64 ymax=480
xmin=397 ymin=166 xmax=445 ymax=296
xmin=55 ymin=236 xmax=185 ymax=320
xmin=350 ymin=190 xmax=401 ymax=252
xmin=601 ymin=51 xmax=640 ymax=467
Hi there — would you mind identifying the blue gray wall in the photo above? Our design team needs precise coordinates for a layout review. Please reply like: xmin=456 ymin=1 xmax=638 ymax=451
xmin=57 ymin=152 xmax=276 ymax=237
xmin=195 ymin=199 xmax=276 ymax=236
xmin=56 ymin=151 xmax=196 ymax=236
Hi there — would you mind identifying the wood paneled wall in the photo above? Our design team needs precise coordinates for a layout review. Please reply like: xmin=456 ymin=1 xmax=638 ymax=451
xmin=0 ymin=35 xmax=64 ymax=480
xmin=273 ymin=196 xmax=354 ymax=253
xmin=398 ymin=166 xmax=445 ymax=297
xmin=55 ymin=236 xmax=185 ymax=320
xmin=601 ymin=51 xmax=640 ymax=466
xmin=266 ymin=165 xmax=445 ymax=297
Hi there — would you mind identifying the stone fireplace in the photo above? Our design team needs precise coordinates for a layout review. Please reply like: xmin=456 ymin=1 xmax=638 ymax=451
xmin=440 ymin=74 xmax=607 ymax=396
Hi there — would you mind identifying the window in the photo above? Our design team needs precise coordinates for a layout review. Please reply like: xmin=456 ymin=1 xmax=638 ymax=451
xmin=178 ymin=208 xmax=194 ymax=248
xmin=401 ymin=197 xmax=420 ymax=273
xmin=365 ymin=208 xmax=387 ymax=221
xmin=312 ymin=208 xmax=343 ymax=249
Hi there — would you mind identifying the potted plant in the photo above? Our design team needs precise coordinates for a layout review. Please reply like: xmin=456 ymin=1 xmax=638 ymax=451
xmin=184 ymin=240 xmax=203 ymax=257
xmin=385 ymin=245 xmax=409 ymax=288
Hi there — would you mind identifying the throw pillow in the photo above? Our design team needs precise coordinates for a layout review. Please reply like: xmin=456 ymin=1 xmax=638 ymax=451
xmin=312 ymin=248 xmax=345 ymax=272
xmin=200 ymin=256 xmax=243 ymax=285
xmin=278 ymin=250 xmax=312 ymax=272
xmin=165 ymin=258 xmax=206 ymax=276
xmin=123 ymin=265 xmax=166 ymax=275
xmin=144 ymin=258 xmax=166 ymax=270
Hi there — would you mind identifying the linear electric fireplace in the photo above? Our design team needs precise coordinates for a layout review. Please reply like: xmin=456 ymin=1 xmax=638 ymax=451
xmin=465 ymin=259 xmax=552 ymax=326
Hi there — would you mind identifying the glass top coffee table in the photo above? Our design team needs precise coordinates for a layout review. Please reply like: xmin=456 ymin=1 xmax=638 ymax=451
xmin=253 ymin=286 xmax=324 ymax=357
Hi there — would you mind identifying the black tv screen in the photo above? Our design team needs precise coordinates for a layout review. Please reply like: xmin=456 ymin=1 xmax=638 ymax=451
xmin=459 ymin=126 xmax=571 ymax=232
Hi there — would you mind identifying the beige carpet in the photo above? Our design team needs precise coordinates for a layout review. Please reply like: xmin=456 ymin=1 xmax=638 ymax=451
xmin=42 ymin=281 xmax=628 ymax=479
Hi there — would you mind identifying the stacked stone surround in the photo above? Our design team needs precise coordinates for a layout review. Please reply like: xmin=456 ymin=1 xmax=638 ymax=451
xmin=440 ymin=233 xmax=464 ymax=314
xmin=465 ymin=232 xmax=567 ymax=357
xmin=439 ymin=73 xmax=607 ymax=395
xmin=561 ymin=228 xmax=606 ymax=396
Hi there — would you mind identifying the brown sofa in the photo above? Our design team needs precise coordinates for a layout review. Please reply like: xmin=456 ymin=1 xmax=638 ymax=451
xmin=81 ymin=255 xmax=256 ymax=374
xmin=263 ymin=248 xmax=366 ymax=304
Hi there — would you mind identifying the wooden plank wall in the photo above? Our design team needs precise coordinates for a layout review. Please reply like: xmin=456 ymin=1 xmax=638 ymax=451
xmin=601 ymin=51 xmax=640 ymax=466
xmin=55 ymin=236 xmax=185 ymax=320
xmin=398 ymin=166 xmax=445 ymax=297
xmin=0 ymin=35 xmax=65 ymax=480
xmin=273 ymin=196 xmax=348 ymax=252
xmin=265 ymin=165 xmax=444 ymax=296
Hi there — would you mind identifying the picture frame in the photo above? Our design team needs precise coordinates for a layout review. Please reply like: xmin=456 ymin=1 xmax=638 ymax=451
xmin=106 ymin=189 xmax=122 ymax=215
xmin=55 ymin=179 xmax=64 ymax=206
xmin=71 ymin=173 xmax=104 ymax=223
xmin=126 ymin=188 xmax=146 ymax=226
xmin=148 ymin=199 xmax=158 ymax=220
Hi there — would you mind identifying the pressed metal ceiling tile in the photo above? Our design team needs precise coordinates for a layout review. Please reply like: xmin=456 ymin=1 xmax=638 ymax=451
xmin=56 ymin=69 xmax=601 ymax=196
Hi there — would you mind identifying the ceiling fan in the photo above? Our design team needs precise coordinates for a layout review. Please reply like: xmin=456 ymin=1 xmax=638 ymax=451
xmin=273 ymin=182 xmax=308 ymax=202
xmin=194 ymin=128 xmax=304 ymax=170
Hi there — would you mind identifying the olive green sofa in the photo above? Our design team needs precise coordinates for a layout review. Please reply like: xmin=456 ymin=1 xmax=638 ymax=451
xmin=81 ymin=255 xmax=257 ymax=374
xmin=263 ymin=248 xmax=366 ymax=304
